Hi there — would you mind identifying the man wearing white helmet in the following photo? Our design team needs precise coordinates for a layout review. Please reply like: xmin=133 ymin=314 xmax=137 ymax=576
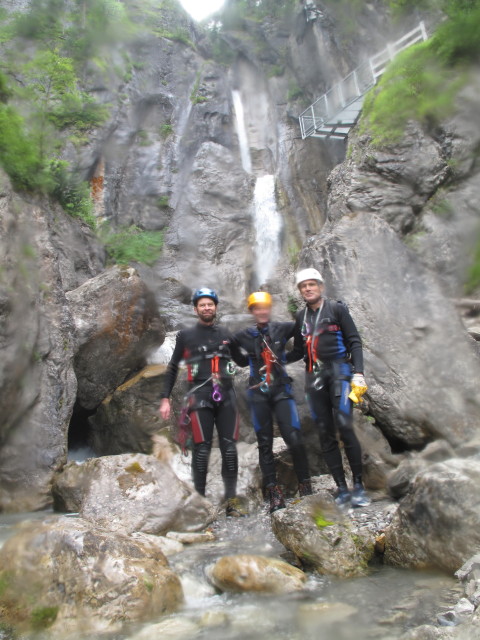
xmin=287 ymin=268 xmax=370 ymax=507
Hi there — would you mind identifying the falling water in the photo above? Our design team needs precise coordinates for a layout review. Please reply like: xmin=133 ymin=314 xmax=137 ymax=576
xmin=232 ymin=89 xmax=252 ymax=174
xmin=253 ymin=175 xmax=282 ymax=286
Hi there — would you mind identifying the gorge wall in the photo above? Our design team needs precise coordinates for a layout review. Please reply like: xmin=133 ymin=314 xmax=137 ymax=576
xmin=0 ymin=0 xmax=479 ymax=511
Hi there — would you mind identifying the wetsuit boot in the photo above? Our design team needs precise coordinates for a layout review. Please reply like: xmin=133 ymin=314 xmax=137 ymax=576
xmin=298 ymin=479 xmax=313 ymax=497
xmin=351 ymin=476 xmax=371 ymax=507
xmin=267 ymin=484 xmax=286 ymax=513
xmin=333 ymin=472 xmax=351 ymax=506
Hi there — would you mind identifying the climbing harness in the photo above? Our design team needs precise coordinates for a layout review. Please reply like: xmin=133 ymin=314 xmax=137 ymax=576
xmin=248 ymin=333 xmax=287 ymax=393
xmin=211 ymin=355 xmax=223 ymax=402
xmin=301 ymin=305 xmax=342 ymax=389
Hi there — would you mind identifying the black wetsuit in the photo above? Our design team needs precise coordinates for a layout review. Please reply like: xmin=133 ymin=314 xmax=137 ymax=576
xmin=288 ymin=299 xmax=364 ymax=486
xmin=234 ymin=322 xmax=310 ymax=488
xmin=161 ymin=322 xmax=246 ymax=499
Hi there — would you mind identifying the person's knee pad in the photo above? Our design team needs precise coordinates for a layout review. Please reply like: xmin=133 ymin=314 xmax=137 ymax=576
xmin=334 ymin=409 xmax=353 ymax=434
xmin=220 ymin=438 xmax=238 ymax=475
xmin=193 ymin=442 xmax=210 ymax=475
xmin=285 ymin=428 xmax=304 ymax=450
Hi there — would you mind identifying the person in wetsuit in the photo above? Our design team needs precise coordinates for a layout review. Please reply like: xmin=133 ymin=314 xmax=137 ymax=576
xmin=288 ymin=268 xmax=370 ymax=507
xmin=234 ymin=291 xmax=312 ymax=513
xmin=159 ymin=288 xmax=247 ymax=516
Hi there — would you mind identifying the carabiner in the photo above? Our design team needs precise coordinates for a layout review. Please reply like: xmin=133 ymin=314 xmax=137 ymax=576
xmin=313 ymin=376 xmax=324 ymax=391
xmin=212 ymin=383 xmax=223 ymax=402
xmin=226 ymin=361 xmax=237 ymax=376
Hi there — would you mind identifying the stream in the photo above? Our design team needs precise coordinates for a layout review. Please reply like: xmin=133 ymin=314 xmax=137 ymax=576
xmin=0 ymin=508 xmax=461 ymax=640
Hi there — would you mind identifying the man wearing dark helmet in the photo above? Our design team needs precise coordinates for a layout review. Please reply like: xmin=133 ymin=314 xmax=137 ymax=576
xmin=159 ymin=288 xmax=247 ymax=516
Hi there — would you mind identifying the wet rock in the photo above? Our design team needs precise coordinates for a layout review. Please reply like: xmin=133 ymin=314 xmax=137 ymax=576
xmin=130 ymin=618 xmax=199 ymax=640
xmin=271 ymin=494 xmax=375 ymax=577
xmin=387 ymin=456 xmax=428 ymax=500
xmin=384 ymin=459 xmax=480 ymax=573
xmin=456 ymin=554 xmax=480 ymax=607
xmin=353 ymin=412 xmax=397 ymax=490
xmin=296 ymin=602 xmax=358 ymax=634
xmin=206 ymin=554 xmax=306 ymax=594
xmin=66 ymin=266 xmax=165 ymax=410
xmin=419 ymin=440 xmax=456 ymax=463
xmin=0 ymin=173 xmax=81 ymax=511
xmin=399 ymin=625 xmax=454 ymax=639
xmin=52 ymin=453 xmax=216 ymax=535
xmin=89 ymin=364 xmax=170 ymax=455
xmin=0 ymin=516 xmax=183 ymax=636
xmin=199 ymin=611 xmax=229 ymax=627
xmin=300 ymin=211 xmax=480 ymax=448
xmin=165 ymin=530 xmax=215 ymax=544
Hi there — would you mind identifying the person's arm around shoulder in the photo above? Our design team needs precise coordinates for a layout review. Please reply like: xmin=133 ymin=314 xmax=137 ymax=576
xmin=159 ymin=330 xmax=185 ymax=420
xmin=285 ymin=311 xmax=304 ymax=364
xmin=229 ymin=330 xmax=249 ymax=368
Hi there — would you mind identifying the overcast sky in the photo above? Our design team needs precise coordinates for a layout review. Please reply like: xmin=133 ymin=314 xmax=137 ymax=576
xmin=179 ymin=0 xmax=225 ymax=21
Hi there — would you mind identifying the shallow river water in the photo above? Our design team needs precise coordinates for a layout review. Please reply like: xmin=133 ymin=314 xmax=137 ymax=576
xmin=0 ymin=508 xmax=461 ymax=640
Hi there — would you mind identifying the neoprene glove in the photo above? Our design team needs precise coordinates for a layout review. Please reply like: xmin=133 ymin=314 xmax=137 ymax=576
xmin=349 ymin=373 xmax=368 ymax=403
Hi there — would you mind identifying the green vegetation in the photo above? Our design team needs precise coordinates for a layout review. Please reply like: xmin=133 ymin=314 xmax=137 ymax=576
xmin=287 ymin=295 xmax=299 ymax=317
xmin=159 ymin=122 xmax=173 ymax=138
xmin=0 ymin=0 xmax=134 ymax=224
xmin=287 ymin=83 xmax=303 ymax=101
xmin=100 ymin=225 xmax=164 ymax=266
xmin=190 ymin=70 xmax=208 ymax=105
xmin=313 ymin=510 xmax=334 ymax=528
xmin=466 ymin=236 xmax=480 ymax=293
xmin=30 ymin=606 xmax=59 ymax=630
xmin=157 ymin=195 xmax=170 ymax=208
xmin=361 ymin=3 xmax=480 ymax=145
xmin=267 ymin=64 xmax=284 ymax=78
xmin=217 ymin=0 xmax=297 ymax=27
xmin=125 ymin=461 xmax=145 ymax=474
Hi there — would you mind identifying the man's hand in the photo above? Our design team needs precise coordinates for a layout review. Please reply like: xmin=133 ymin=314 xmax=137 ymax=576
xmin=349 ymin=373 xmax=368 ymax=404
xmin=159 ymin=398 xmax=171 ymax=420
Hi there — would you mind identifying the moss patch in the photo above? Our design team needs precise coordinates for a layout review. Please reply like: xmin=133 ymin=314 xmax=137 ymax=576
xmin=125 ymin=461 xmax=145 ymax=474
xmin=30 ymin=606 xmax=58 ymax=631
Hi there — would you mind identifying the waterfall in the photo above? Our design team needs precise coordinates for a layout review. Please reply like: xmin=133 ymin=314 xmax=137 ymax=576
xmin=253 ymin=175 xmax=282 ymax=286
xmin=232 ymin=90 xmax=252 ymax=174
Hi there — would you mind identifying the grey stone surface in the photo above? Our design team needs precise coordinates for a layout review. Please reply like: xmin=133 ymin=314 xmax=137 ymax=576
xmin=66 ymin=266 xmax=165 ymax=410
xmin=384 ymin=458 xmax=480 ymax=573
xmin=53 ymin=453 xmax=216 ymax=535
xmin=0 ymin=516 xmax=183 ymax=636
xmin=271 ymin=493 xmax=375 ymax=577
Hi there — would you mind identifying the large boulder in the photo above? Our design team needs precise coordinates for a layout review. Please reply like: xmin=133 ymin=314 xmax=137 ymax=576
xmin=88 ymin=364 xmax=173 ymax=455
xmin=52 ymin=453 xmax=216 ymax=535
xmin=0 ymin=516 xmax=183 ymax=636
xmin=384 ymin=458 xmax=480 ymax=573
xmin=206 ymin=554 xmax=306 ymax=594
xmin=66 ymin=266 xmax=165 ymax=410
xmin=300 ymin=211 xmax=480 ymax=448
xmin=0 ymin=171 xmax=101 ymax=512
xmin=271 ymin=494 xmax=375 ymax=577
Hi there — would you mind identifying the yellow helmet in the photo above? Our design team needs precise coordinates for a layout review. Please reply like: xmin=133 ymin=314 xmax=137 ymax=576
xmin=247 ymin=291 xmax=272 ymax=309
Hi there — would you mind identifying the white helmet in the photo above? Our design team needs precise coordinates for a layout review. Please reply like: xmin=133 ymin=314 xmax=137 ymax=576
xmin=295 ymin=268 xmax=324 ymax=288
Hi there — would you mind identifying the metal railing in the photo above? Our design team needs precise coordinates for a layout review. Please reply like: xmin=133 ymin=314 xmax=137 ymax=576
xmin=299 ymin=21 xmax=428 ymax=139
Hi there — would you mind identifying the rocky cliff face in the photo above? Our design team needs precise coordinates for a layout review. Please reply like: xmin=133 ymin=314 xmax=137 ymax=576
xmin=1 ymin=0 xmax=479 ymax=511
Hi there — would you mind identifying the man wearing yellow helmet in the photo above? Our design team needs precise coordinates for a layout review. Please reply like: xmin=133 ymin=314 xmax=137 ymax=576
xmin=234 ymin=291 xmax=312 ymax=513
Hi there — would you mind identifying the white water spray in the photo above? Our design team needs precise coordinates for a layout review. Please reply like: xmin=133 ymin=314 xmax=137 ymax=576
xmin=253 ymin=175 xmax=282 ymax=286
xmin=232 ymin=90 xmax=252 ymax=174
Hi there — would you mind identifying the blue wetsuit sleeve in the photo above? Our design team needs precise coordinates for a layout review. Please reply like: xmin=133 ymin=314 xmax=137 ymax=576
xmin=161 ymin=331 xmax=185 ymax=398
